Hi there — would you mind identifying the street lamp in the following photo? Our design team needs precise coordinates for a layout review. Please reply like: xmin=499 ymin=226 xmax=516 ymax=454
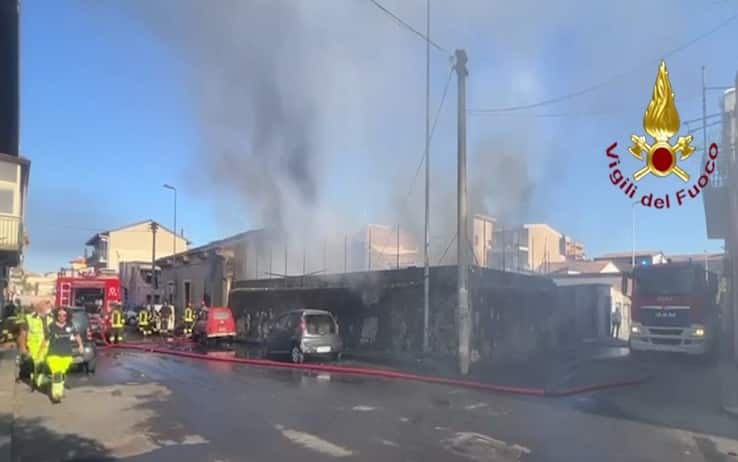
xmin=163 ymin=184 xmax=177 ymax=305
xmin=163 ymin=184 xmax=177 ymax=257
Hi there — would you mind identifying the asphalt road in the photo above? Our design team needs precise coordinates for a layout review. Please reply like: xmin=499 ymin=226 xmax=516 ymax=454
xmin=9 ymin=347 xmax=738 ymax=462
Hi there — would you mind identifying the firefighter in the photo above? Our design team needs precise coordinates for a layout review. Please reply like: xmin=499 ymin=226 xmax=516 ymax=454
xmin=18 ymin=299 xmax=53 ymax=391
xmin=183 ymin=303 xmax=194 ymax=337
xmin=109 ymin=303 xmax=125 ymax=344
xmin=137 ymin=307 xmax=150 ymax=336
xmin=150 ymin=305 xmax=161 ymax=335
xmin=160 ymin=302 xmax=172 ymax=336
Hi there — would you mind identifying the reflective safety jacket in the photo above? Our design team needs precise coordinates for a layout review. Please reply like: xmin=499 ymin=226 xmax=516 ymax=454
xmin=111 ymin=309 xmax=124 ymax=328
xmin=25 ymin=312 xmax=50 ymax=352
xmin=137 ymin=310 xmax=149 ymax=326
xmin=184 ymin=307 xmax=194 ymax=323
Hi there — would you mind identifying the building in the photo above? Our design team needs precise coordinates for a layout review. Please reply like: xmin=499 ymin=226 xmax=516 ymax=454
xmin=546 ymin=260 xmax=620 ymax=275
xmin=119 ymin=261 xmax=165 ymax=308
xmin=489 ymin=223 xmax=584 ymax=272
xmin=472 ymin=214 xmax=495 ymax=268
xmin=0 ymin=3 xmax=29 ymax=314
xmin=594 ymin=250 xmax=667 ymax=272
xmin=85 ymin=219 xmax=189 ymax=273
xmin=349 ymin=224 xmax=418 ymax=272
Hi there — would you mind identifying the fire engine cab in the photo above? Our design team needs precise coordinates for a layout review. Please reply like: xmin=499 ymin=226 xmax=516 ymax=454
xmin=55 ymin=267 xmax=122 ymax=340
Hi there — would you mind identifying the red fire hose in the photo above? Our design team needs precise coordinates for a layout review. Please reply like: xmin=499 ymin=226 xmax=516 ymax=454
xmin=105 ymin=339 xmax=648 ymax=397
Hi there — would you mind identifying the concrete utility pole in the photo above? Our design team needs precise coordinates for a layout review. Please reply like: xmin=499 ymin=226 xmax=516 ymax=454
xmin=422 ymin=0 xmax=431 ymax=354
xmin=455 ymin=49 xmax=471 ymax=376
xmin=150 ymin=221 xmax=159 ymax=303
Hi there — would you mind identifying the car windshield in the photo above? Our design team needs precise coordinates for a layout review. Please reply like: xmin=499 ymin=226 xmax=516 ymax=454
xmin=213 ymin=311 xmax=231 ymax=320
xmin=305 ymin=314 xmax=335 ymax=335
xmin=635 ymin=267 xmax=698 ymax=296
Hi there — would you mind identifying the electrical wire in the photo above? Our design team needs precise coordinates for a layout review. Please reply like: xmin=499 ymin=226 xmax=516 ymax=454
xmin=367 ymin=0 xmax=450 ymax=54
xmin=406 ymin=67 xmax=454 ymax=200
xmin=468 ymin=11 xmax=738 ymax=114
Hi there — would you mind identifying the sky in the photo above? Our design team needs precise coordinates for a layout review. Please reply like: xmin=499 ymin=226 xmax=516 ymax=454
xmin=18 ymin=0 xmax=738 ymax=273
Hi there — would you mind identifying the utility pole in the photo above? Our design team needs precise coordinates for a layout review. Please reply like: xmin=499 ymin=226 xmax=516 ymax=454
xmin=702 ymin=67 xmax=708 ymax=162
xmin=368 ymin=227 xmax=372 ymax=271
xmin=455 ymin=49 xmax=470 ymax=376
xmin=344 ymin=234 xmax=348 ymax=272
xmin=422 ymin=0 xmax=431 ymax=354
xmin=150 ymin=221 xmax=159 ymax=304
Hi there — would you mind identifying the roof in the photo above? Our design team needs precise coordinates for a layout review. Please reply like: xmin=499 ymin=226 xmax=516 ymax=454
xmin=85 ymin=219 xmax=190 ymax=246
xmin=667 ymin=253 xmax=724 ymax=262
xmin=163 ymin=228 xmax=265 ymax=259
xmin=547 ymin=260 xmax=618 ymax=274
xmin=596 ymin=250 xmax=663 ymax=259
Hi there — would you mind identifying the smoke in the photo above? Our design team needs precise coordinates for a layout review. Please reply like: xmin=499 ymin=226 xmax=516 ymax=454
xmin=98 ymin=0 xmax=709 ymax=266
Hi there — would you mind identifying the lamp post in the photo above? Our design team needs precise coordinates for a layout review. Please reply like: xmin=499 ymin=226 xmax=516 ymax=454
xmin=163 ymin=184 xmax=177 ymax=305
xmin=163 ymin=184 xmax=177 ymax=257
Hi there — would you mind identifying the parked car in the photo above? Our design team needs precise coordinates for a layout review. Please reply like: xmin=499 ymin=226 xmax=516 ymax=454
xmin=192 ymin=307 xmax=236 ymax=346
xmin=263 ymin=309 xmax=343 ymax=363
xmin=68 ymin=307 xmax=97 ymax=374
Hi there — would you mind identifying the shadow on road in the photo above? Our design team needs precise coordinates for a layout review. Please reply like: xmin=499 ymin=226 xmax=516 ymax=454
xmin=1 ymin=412 xmax=115 ymax=462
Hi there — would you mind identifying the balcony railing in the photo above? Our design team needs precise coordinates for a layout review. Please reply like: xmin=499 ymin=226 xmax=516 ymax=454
xmin=0 ymin=215 xmax=23 ymax=252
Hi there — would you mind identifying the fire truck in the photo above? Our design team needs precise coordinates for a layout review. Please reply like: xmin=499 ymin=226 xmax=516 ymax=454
xmin=629 ymin=261 xmax=719 ymax=357
xmin=55 ymin=268 xmax=122 ymax=340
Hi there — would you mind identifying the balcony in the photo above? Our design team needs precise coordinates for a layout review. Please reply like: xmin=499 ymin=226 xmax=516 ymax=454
xmin=0 ymin=215 xmax=23 ymax=265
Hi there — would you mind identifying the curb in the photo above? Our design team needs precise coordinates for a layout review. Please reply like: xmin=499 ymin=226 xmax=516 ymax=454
xmin=108 ymin=342 xmax=647 ymax=398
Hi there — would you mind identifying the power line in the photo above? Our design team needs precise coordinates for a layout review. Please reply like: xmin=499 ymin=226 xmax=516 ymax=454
xmin=407 ymin=67 xmax=454 ymax=200
xmin=468 ymin=11 xmax=738 ymax=114
xmin=367 ymin=0 xmax=450 ymax=54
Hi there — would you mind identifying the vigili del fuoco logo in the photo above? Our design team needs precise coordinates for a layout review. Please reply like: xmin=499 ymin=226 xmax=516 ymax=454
xmin=606 ymin=60 xmax=719 ymax=209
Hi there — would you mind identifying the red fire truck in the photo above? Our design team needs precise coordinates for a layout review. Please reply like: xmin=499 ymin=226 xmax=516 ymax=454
xmin=629 ymin=261 xmax=719 ymax=357
xmin=55 ymin=268 xmax=122 ymax=340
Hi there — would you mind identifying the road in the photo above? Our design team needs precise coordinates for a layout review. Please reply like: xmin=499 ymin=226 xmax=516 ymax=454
xmin=8 ymin=347 xmax=738 ymax=462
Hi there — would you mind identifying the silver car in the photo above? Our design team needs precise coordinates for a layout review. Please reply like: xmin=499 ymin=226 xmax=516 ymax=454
xmin=264 ymin=309 xmax=343 ymax=363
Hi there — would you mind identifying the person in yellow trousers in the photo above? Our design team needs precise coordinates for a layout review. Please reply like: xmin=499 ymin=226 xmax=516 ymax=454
xmin=137 ymin=307 xmax=150 ymax=336
xmin=44 ymin=307 xmax=84 ymax=403
xmin=109 ymin=303 xmax=125 ymax=344
xmin=17 ymin=299 xmax=53 ymax=391
xmin=183 ymin=303 xmax=194 ymax=337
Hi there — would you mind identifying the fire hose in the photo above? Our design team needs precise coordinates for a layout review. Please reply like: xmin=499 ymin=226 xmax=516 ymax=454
xmin=101 ymin=332 xmax=649 ymax=397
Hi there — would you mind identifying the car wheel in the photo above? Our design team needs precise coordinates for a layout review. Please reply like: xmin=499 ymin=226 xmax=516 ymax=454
xmin=291 ymin=346 xmax=304 ymax=364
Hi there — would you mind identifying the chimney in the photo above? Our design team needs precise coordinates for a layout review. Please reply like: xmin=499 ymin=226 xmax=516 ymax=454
xmin=0 ymin=0 xmax=19 ymax=157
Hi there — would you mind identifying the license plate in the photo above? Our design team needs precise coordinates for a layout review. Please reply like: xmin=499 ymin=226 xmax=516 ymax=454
xmin=316 ymin=346 xmax=331 ymax=353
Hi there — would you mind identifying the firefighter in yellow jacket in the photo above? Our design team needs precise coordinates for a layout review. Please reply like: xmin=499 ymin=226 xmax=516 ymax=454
xmin=109 ymin=303 xmax=125 ymax=344
xmin=137 ymin=307 xmax=150 ymax=336
xmin=183 ymin=303 xmax=195 ymax=336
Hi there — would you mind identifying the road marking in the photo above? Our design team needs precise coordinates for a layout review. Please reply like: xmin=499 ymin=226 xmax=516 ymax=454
xmin=352 ymin=405 xmax=376 ymax=411
xmin=465 ymin=402 xmax=488 ymax=410
xmin=274 ymin=424 xmax=353 ymax=457
xmin=376 ymin=438 xmax=400 ymax=447
xmin=442 ymin=432 xmax=531 ymax=462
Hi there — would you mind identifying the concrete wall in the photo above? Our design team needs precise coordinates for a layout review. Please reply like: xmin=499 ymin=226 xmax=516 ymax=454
xmin=526 ymin=224 xmax=566 ymax=271
xmin=106 ymin=222 xmax=188 ymax=271
xmin=228 ymin=266 xmax=594 ymax=363
xmin=472 ymin=215 xmax=494 ymax=268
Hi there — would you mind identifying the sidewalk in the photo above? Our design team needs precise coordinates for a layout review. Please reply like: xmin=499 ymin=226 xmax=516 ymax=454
xmin=720 ymin=359 xmax=738 ymax=418
xmin=0 ymin=345 xmax=16 ymax=462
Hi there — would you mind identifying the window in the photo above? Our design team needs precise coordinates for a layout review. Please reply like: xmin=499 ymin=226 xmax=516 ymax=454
xmin=184 ymin=281 xmax=191 ymax=306
xmin=305 ymin=314 xmax=336 ymax=335
xmin=0 ymin=162 xmax=17 ymax=183
xmin=0 ymin=188 xmax=14 ymax=214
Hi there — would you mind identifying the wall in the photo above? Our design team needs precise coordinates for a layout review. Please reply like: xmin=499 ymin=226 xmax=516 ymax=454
xmin=228 ymin=266 xmax=593 ymax=364
xmin=107 ymin=222 xmax=188 ymax=271
xmin=526 ymin=224 xmax=566 ymax=271
xmin=159 ymin=250 xmax=228 ymax=309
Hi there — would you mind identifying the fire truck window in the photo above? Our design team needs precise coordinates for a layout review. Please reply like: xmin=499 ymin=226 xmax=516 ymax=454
xmin=0 ymin=189 xmax=14 ymax=214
